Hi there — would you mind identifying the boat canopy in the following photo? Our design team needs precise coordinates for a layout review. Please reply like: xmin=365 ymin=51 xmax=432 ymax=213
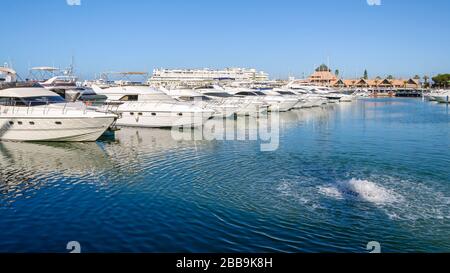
xmin=0 ymin=87 xmax=61 ymax=98
xmin=30 ymin=66 xmax=60 ymax=71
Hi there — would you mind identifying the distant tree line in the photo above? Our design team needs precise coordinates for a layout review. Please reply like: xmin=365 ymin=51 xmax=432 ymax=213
xmin=432 ymin=74 xmax=450 ymax=88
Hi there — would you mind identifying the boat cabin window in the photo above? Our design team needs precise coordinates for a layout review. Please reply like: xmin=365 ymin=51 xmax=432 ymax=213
xmin=254 ymin=91 xmax=266 ymax=96
xmin=0 ymin=96 xmax=64 ymax=106
xmin=119 ymin=95 xmax=138 ymax=101
xmin=277 ymin=91 xmax=296 ymax=95
xmin=204 ymin=92 xmax=233 ymax=98
xmin=179 ymin=96 xmax=211 ymax=102
xmin=235 ymin=92 xmax=256 ymax=96
xmin=23 ymin=96 xmax=65 ymax=106
xmin=0 ymin=97 xmax=24 ymax=106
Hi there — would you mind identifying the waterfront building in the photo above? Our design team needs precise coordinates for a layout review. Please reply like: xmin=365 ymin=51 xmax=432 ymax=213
xmin=300 ymin=64 xmax=422 ymax=89
xmin=329 ymin=78 xmax=421 ymax=89
xmin=307 ymin=66 xmax=338 ymax=86
xmin=149 ymin=68 xmax=269 ymax=86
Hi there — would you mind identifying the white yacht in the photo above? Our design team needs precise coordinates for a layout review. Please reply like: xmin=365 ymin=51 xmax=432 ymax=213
xmin=0 ymin=85 xmax=117 ymax=142
xmin=161 ymin=87 xmax=238 ymax=118
xmin=271 ymin=88 xmax=308 ymax=109
xmin=196 ymin=86 xmax=268 ymax=117
xmin=228 ymin=87 xmax=298 ymax=112
xmin=39 ymin=75 xmax=78 ymax=90
xmin=308 ymin=86 xmax=344 ymax=102
xmin=0 ymin=67 xmax=17 ymax=83
xmin=433 ymin=91 xmax=450 ymax=103
xmin=283 ymin=84 xmax=329 ymax=107
xmin=92 ymin=85 xmax=215 ymax=128
xmin=352 ymin=89 xmax=371 ymax=98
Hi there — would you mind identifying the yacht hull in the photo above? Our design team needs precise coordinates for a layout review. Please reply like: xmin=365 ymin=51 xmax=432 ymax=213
xmin=0 ymin=116 xmax=116 ymax=142
xmin=434 ymin=95 xmax=450 ymax=103
xmin=114 ymin=111 xmax=213 ymax=128
xmin=210 ymin=105 xmax=238 ymax=118
xmin=235 ymin=103 xmax=268 ymax=117
xmin=267 ymin=100 xmax=298 ymax=112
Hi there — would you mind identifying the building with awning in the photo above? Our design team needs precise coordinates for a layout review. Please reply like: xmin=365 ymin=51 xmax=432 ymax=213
xmin=327 ymin=77 xmax=421 ymax=89
xmin=307 ymin=65 xmax=337 ymax=86
xmin=304 ymin=64 xmax=422 ymax=89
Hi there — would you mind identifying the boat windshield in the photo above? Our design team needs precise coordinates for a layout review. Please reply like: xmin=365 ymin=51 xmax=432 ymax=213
xmin=277 ymin=91 xmax=296 ymax=95
xmin=254 ymin=91 xmax=266 ymax=96
xmin=23 ymin=96 xmax=66 ymax=106
xmin=0 ymin=96 xmax=66 ymax=106
xmin=204 ymin=92 xmax=233 ymax=98
xmin=179 ymin=96 xmax=211 ymax=102
xmin=235 ymin=91 xmax=257 ymax=96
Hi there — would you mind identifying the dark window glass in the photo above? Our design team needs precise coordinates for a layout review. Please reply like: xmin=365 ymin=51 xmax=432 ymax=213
xmin=277 ymin=91 xmax=296 ymax=95
xmin=204 ymin=92 xmax=233 ymax=98
xmin=22 ymin=96 xmax=65 ymax=106
xmin=120 ymin=95 xmax=138 ymax=101
xmin=236 ymin=92 xmax=256 ymax=96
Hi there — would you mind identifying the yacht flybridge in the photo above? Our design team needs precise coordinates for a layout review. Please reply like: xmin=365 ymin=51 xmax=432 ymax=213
xmin=92 ymin=85 xmax=215 ymax=128
xmin=0 ymin=85 xmax=117 ymax=142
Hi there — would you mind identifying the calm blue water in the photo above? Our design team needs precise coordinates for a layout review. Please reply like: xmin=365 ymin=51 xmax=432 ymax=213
xmin=0 ymin=98 xmax=449 ymax=253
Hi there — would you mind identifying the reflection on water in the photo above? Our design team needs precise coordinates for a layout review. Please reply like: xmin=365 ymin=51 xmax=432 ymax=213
xmin=0 ymin=142 xmax=113 ymax=203
xmin=0 ymin=99 xmax=449 ymax=253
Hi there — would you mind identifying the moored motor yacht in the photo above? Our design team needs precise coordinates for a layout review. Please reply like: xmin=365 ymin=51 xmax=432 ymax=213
xmin=282 ymin=85 xmax=328 ymax=107
xmin=161 ymin=87 xmax=238 ymax=118
xmin=92 ymin=85 xmax=215 ymax=128
xmin=272 ymin=88 xmax=309 ymax=109
xmin=433 ymin=91 xmax=450 ymax=103
xmin=0 ymin=84 xmax=117 ymax=142
xmin=195 ymin=86 xmax=268 ymax=117
xmin=228 ymin=88 xmax=297 ymax=112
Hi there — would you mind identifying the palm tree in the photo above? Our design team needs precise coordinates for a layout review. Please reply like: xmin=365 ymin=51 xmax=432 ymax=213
xmin=423 ymin=75 xmax=429 ymax=88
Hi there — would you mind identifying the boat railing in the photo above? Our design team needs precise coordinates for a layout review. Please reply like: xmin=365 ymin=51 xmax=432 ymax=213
xmin=0 ymin=101 xmax=111 ymax=116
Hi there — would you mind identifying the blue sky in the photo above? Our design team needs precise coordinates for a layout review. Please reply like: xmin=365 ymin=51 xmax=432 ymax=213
xmin=1 ymin=0 xmax=449 ymax=80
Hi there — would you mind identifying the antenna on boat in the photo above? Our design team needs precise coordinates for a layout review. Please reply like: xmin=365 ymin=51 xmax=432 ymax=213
xmin=70 ymin=55 xmax=75 ymax=76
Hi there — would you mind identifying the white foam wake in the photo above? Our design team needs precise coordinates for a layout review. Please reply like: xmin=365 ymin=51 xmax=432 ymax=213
xmin=318 ymin=178 xmax=400 ymax=205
